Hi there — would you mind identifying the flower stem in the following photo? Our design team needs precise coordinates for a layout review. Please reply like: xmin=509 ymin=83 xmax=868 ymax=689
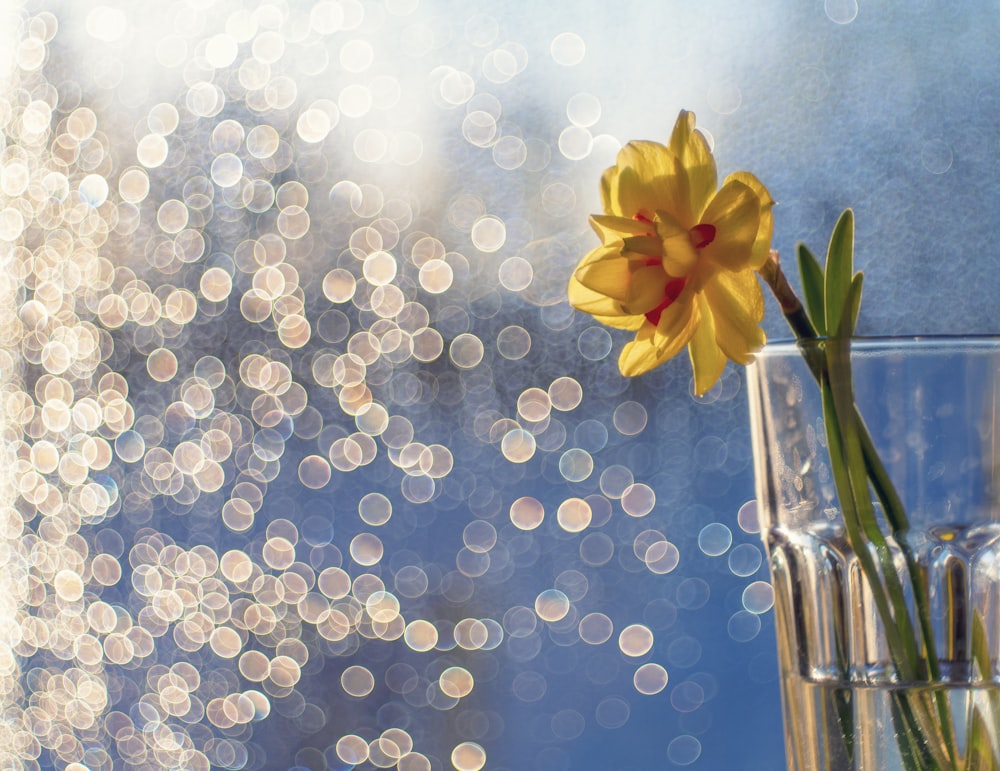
xmin=758 ymin=252 xmax=962 ymax=768
xmin=759 ymin=250 xmax=816 ymax=341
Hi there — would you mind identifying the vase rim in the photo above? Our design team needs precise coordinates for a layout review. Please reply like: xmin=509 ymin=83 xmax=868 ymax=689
xmin=758 ymin=334 xmax=1000 ymax=357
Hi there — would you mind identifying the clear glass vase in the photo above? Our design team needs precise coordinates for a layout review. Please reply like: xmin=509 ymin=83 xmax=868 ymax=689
xmin=747 ymin=337 xmax=1000 ymax=771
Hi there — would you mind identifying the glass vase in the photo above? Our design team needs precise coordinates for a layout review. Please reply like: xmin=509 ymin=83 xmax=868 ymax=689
xmin=747 ymin=337 xmax=1000 ymax=770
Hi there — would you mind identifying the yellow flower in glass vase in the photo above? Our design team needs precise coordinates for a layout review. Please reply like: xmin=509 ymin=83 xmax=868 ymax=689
xmin=568 ymin=110 xmax=774 ymax=394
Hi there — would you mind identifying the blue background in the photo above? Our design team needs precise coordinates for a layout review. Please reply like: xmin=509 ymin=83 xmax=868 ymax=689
xmin=8 ymin=1 xmax=1000 ymax=769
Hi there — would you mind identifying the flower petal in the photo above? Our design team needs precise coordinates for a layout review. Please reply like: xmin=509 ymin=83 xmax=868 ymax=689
xmin=590 ymin=214 xmax=651 ymax=244
xmin=654 ymin=209 xmax=698 ymax=277
xmin=573 ymin=246 xmax=633 ymax=302
xmin=568 ymin=274 xmax=644 ymax=330
xmin=702 ymin=270 xmax=766 ymax=364
xmin=622 ymin=264 xmax=668 ymax=315
xmin=619 ymin=299 xmax=697 ymax=376
xmin=725 ymin=171 xmax=774 ymax=269
xmin=621 ymin=234 xmax=663 ymax=260
xmin=618 ymin=324 xmax=662 ymax=376
xmin=698 ymin=179 xmax=760 ymax=272
xmin=594 ymin=311 xmax=646 ymax=331
xmin=668 ymin=111 xmax=718 ymax=222
xmin=688 ymin=293 xmax=727 ymax=395
xmin=603 ymin=141 xmax=690 ymax=223
xmin=653 ymin=294 xmax=698 ymax=352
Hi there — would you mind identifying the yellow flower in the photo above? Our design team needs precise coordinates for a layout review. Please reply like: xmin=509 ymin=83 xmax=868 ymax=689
xmin=568 ymin=110 xmax=774 ymax=395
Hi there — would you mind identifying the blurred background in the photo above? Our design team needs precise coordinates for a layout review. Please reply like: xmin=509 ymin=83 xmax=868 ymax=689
xmin=2 ymin=1 xmax=998 ymax=769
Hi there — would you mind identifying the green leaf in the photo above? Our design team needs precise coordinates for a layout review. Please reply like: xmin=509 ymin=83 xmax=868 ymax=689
xmin=835 ymin=272 xmax=864 ymax=339
xmin=824 ymin=209 xmax=855 ymax=338
xmin=967 ymin=710 xmax=998 ymax=771
xmin=972 ymin=608 xmax=992 ymax=682
xmin=968 ymin=609 xmax=1000 ymax=768
xmin=796 ymin=243 xmax=827 ymax=337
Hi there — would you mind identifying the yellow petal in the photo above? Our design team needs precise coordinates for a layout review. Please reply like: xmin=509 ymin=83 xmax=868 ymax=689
xmin=698 ymin=179 xmax=760 ymax=272
xmin=568 ymin=249 xmax=620 ymax=305
xmin=621 ymin=234 xmax=663 ymax=260
xmin=593 ymin=311 xmax=645 ymax=331
xmin=590 ymin=214 xmax=650 ymax=245
xmin=668 ymin=111 xmax=718 ymax=222
xmin=702 ymin=270 xmax=766 ymax=364
xmin=568 ymin=275 xmax=644 ymax=330
xmin=573 ymin=246 xmax=633 ymax=302
xmin=725 ymin=171 xmax=774 ymax=270
xmin=619 ymin=299 xmax=697 ymax=377
xmin=688 ymin=293 xmax=727 ymax=395
xmin=653 ymin=295 xmax=698 ymax=354
xmin=622 ymin=264 xmax=668 ymax=315
xmin=604 ymin=141 xmax=690 ymax=223
xmin=618 ymin=323 xmax=662 ymax=376
xmin=571 ymin=239 xmax=618 ymax=274
xmin=654 ymin=209 xmax=698 ymax=277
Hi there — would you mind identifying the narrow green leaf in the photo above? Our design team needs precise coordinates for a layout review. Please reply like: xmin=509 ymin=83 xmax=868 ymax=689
xmin=968 ymin=609 xmax=1000 ymax=768
xmin=888 ymin=694 xmax=940 ymax=771
xmin=819 ymin=362 xmax=910 ymax=674
xmin=824 ymin=339 xmax=921 ymax=679
xmin=967 ymin=710 xmax=997 ymax=771
xmin=822 ymin=343 xmax=947 ymax=769
xmin=835 ymin=272 xmax=864 ymax=339
xmin=824 ymin=209 xmax=855 ymax=338
xmin=847 ymin=272 xmax=863 ymax=335
xmin=972 ymin=608 xmax=992 ymax=682
xmin=796 ymin=243 xmax=827 ymax=337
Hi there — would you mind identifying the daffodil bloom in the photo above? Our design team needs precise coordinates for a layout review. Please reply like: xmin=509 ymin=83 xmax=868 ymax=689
xmin=568 ymin=110 xmax=774 ymax=394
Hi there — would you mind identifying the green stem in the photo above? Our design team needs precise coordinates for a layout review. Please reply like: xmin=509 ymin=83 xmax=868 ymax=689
xmin=762 ymin=260 xmax=921 ymax=662
xmin=819 ymin=370 xmax=912 ymax=670
xmin=969 ymin=610 xmax=1000 ymax=769
xmin=759 ymin=256 xmax=964 ymax=768
xmin=824 ymin=337 xmax=955 ymax=770
xmin=824 ymin=339 xmax=921 ymax=675
xmin=857 ymin=415 xmax=958 ymax=758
